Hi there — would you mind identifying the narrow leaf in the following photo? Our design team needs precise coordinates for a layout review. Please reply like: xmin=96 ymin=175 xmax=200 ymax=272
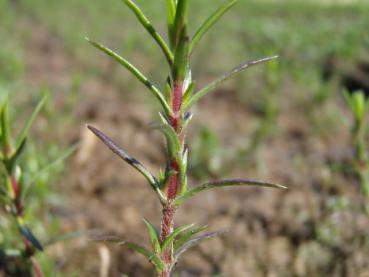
xmin=87 ymin=125 xmax=166 ymax=200
xmin=183 ymin=56 xmax=279 ymax=111
xmin=173 ymin=231 xmax=225 ymax=265
xmin=143 ymin=218 xmax=161 ymax=254
xmin=122 ymin=0 xmax=173 ymax=64
xmin=44 ymin=231 xmax=83 ymax=247
xmin=91 ymin=236 xmax=164 ymax=271
xmin=155 ymin=124 xmax=181 ymax=159
xmin=5 ymin=138 xmax=27 ymax=173
xmin=0 ymin=101 xmax=11 ymax=155
xmin=86 ymin=38 xmax=171 ymax=115
xmin=172 ymin=0 xmax=189 ymax=49
xmin=190 ymin=0 xmax=237 ymax=53
xmin=121 ymin=242 xmax=165 ymax=272
xmin=166 ymin=0 xmax=176 ymax=41
xmin=16 ymin=94 xmax=48 ymax=149
xmin=175 ymin=178 xmax=287 ymax=206
xmin=182 ymin=81 xmax=196 ymax=106
xmin=161 ymin=223 xmax=194 ymax=252
xmin=173 ymin=225 xmax=207 ymax=251
xmin=17 ymin=219 xmax=43 ymax=251
xmin=179 ymin=147 xmax=188 ymax=194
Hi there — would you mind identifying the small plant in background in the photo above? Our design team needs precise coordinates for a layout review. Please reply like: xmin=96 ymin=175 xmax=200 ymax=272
xmin=87 ymin=0 xmax=286 ymax=276
xmin=344 ymin=90 xmax=369 ymax=213
xmin=0 ymin=96 xmax=46 ymax=276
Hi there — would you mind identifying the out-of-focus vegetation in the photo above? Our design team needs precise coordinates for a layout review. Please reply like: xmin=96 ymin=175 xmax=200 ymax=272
xmin=19 ymin=0 xmax=369 ymax=99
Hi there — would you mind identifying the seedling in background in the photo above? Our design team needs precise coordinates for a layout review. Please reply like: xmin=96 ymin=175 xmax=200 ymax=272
xmin=344 ymin=90 xmax=369 ymax=213
xmin=0 ymin=96 xmax=46 ymax=277
xmin=87 ymin=0 xmax=286 ymax=276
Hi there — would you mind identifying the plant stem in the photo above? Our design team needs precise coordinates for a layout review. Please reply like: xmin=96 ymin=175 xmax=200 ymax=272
xmin=159 ymin=77 xmax=185 ymax=276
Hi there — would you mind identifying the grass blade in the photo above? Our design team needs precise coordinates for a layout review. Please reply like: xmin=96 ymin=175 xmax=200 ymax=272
xmin=122 ymin=0 xmax=173 ymax=64
xmin=16 ymin=94 xmax=48 ymax=149
xmin=175 ymin=178 xmax=287 ymax=206
xmin=87 ymin=125 xmax=167 ymax=203
xmin=86 ymin=38 xmax=171 ymax=115
xmin=190 ymin=0 xmax=237 ymax=53
xmin=183 ymin=56 xmax=278 ymax=111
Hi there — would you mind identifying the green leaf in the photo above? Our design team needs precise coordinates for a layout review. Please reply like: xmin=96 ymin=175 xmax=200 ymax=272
xmin=155 ymin=123 xmax=181 ymax=159
xmin=16 ymin=94 xmax=48 ymax=150
xmin=86 ymin=38 xmax=171 ymax=115
xmin=87 ymin=125 xmax=167 ymax=204
xmin=92 ymin=236 xmax=165 ymax=272
xmin=5 ymin=138 xmax=27 ymax=173
xmin=122 ymin=242 xmax=165 ymax=272
xmin=143 ymin=218 xmax=161 ymax=254
xmin=179 ymin=147 xmax=188 ymax=194
xmin=173 ymin=231 xmax=225 ymax=267
xmin=28 ymin=143 xmax=77 ymax=184
xmin=190 ymin=0 xmax=237 ymax=53
xmin=182 ymin=56 xmax=279 ymax=111
xmin=0 ymin=101 xmax=12 ymax=156
xmin=175 ymin=178 xmax=287 ymax=206
xmin=166 ymin=0 xmax=177 ymax=42
xmin=44 ymin=231 xmax=83 ymax=248
xmin=173 ymin=225 xmax=207 ymax=251
xmin=122 ymin=0 xmax=173 ymax=64
xmin=172 ymin=0 xmax=189 ymax=49
xmin=182 ymin=81 xmax=195 ymax=106
xmin=161 ymin=223 xmax=194 ymax=252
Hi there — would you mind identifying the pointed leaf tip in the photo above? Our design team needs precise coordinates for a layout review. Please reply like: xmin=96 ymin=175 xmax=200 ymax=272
xmin=175 ymin=178 xmax=287 ymax=206
xmin=87 ymin=125 xmax=166 ymax=202
xmin=183 ymin=55 xmax=279 ymax=111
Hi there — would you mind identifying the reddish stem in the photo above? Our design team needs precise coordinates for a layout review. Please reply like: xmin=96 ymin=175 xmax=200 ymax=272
xmin=159 ymin=80 xmax=185 ymax=276
xmin=31 ymin=257 xmax=45 ymax=277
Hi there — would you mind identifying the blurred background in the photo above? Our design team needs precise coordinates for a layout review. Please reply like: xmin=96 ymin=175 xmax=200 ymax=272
xmin=1 ymin=0 xmax=369 ymax=276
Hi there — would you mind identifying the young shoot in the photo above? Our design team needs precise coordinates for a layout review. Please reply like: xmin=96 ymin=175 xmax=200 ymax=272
xmin=87 ymin=1 xmax=286 ymax=276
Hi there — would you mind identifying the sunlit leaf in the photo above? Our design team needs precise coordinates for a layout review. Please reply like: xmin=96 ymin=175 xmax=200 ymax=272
xmin=122 ymin=0 xmax=173 ymax=64
xmin=143 ymin=218 xmax=161 ymax=254
xmin=190 ymin=0 xmax=237 ymax=53
xmin=86 ymin=38 xmax=171 ymax=115
xmin=175 ymin=178 xmax=287 ymax=206
xmin=16 ymin=94 xmax=48 ymax=150
xmin=173 ymin=225 xmax=207 ymax=251
xmin=154 ymin=124 xmax=181 ymax=159
xmin=87 ymin=125 xmax=167 ymax=204
xmin=182 ymin=56 xmax=279 ymax=111
xmin=161 ymin=223 xmax=194 ymax=252
xmin=173 ymin=231 xmax=225 ymax=266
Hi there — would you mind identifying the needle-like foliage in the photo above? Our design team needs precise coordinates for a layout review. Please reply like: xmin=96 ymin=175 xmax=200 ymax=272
xmin=87 ymin=1 xmax=286 ymax=276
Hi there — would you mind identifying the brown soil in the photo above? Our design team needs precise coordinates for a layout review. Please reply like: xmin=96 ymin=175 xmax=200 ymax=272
xmin=18 ymin=17 xmax=369 ymax=277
